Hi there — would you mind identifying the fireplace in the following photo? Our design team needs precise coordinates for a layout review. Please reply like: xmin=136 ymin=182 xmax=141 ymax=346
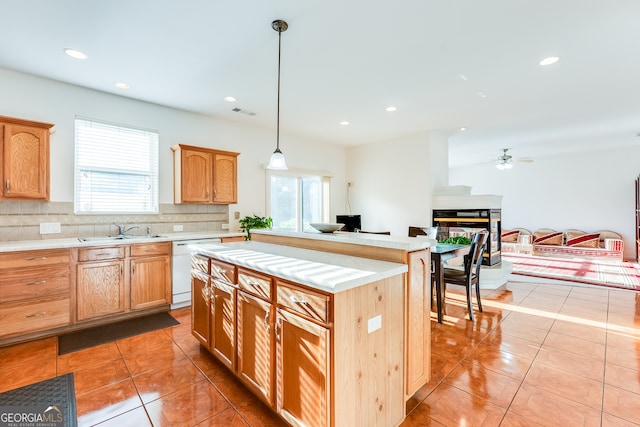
xmin=432 ymin=208 xmax=502 ymax=266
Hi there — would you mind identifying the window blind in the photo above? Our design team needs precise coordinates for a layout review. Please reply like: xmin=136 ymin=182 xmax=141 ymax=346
xmin=74 ymin=118 xmax=159 ymax=214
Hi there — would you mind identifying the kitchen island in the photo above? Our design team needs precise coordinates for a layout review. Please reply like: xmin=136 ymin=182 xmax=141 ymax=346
xmin=191 ymin=232 xmax=434 ymax=427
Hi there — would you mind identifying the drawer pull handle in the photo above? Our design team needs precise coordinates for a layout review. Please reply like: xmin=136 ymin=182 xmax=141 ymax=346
xmin=5 ymin=179 xmax=9 ymax=192
xmin=28 ymin=280 xmax=47 ymax=285
xmin=27 ymin=257 xmax=47 ymax=261
xmin=275 ymin=315 xmax=281 ymax=341
xmin=263 ymin=311 xmax=270 ymax=331
xmin=290 ymin=295 xmax=308 ymax=305
xmin=26 ymin=312 xmax=46 ymax=318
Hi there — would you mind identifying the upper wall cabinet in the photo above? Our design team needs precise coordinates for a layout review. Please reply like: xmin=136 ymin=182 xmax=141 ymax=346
xmin=0 ymin=116 xmax=54 ymax=201
xmin=171 ymin=144 xmax=239 ymax=204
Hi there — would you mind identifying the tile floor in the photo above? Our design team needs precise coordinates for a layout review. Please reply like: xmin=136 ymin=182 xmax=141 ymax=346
xmin=0 ymin=280 xmax=639 ymax=426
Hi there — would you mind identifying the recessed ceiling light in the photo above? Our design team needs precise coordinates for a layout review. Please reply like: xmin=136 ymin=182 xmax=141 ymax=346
xmin=458 ymin=74 xmax=468 ymax=81
xmin=63 ymin=48 xmax=87 ymax=60
xmin=340 ymin=121 xmax=350 ymax=126
xmin=386 ymin=106 xmax=397 ymax=112
xmin=460 ymin=127 xmax=467 ymax=132
xmin=114 ymin=82 xmax=130 ymax=89
xmin=224 ymin=96 xmax=237 ymax=102
xmin=477 ymin=92 xmax=487 ymax=99
xmin=539 ymin=56 xmax=559 ymax=66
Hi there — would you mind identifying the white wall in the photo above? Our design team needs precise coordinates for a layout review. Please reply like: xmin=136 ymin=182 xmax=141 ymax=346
xmin=345 ymin=132 xmax=448 ymax=236
xmin=0 ymin=68 xmax=347 ymax=229
xmin=449 ymin=145 xmax=639 ymax=260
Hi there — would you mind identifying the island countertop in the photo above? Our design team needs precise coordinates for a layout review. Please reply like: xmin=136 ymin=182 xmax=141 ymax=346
xmin=251 ymin=229 xmax=435 ymax=251
xmin=191 ymin=240 xmax=408 ymax=294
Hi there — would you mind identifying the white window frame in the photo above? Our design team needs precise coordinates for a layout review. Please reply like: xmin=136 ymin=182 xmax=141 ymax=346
xmin=266 ymin=168 xmax=332 ymax=232
xmin=74 ymin=117 xmax=159 ymax=214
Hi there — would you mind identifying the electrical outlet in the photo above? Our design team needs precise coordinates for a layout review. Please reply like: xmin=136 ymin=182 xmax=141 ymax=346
xmin=173 ymin=224 xmax=184 ymax=232
xmin=40 ymin=222 xmax=61 ymax=234
xmin=221 ymin=224 xmax=230 ymax=229
xmin=367 ymin=314 xmax=382 ymax=333
xmin=234 ymin=211 xmax=240 ymax=219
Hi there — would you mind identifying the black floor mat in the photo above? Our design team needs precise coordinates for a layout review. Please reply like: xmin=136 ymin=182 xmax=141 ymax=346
xmin=58 ymin=312 xmax=180 ymax=355
xmin=0 ymin=373 xmax=77 ymax=427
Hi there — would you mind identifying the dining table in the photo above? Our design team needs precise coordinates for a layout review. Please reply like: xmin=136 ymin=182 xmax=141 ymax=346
xmin=431 ymin=243 xmax=471 ymax=323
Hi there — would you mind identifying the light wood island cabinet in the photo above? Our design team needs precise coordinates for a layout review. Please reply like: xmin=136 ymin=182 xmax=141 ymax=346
xmin=251 ymin=231 xmax=432 ymax=399
xmin=191 ymin=243 xmax=407 ymax=427
xmin=0 ymin=116 xmax=54 ymax=201
xmin=171 ymin=144 xmax=239 ymax=204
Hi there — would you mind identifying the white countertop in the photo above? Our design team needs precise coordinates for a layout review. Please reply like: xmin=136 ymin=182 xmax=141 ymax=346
xmin=192 ymin=241 xmax=408 ymax=294
xmin=251 ymin=229 xmax=436 ymax=251
xmin=0 ymin=231 xmax=244 ymax=253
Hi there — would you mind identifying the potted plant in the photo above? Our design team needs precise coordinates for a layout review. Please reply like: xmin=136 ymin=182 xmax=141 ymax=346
xmin=239 ymin=215 xmax=273 ymax=240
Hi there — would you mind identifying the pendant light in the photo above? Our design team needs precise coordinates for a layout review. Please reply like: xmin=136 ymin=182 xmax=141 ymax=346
xmin=267 ymin=19 xmax=289 ymax=170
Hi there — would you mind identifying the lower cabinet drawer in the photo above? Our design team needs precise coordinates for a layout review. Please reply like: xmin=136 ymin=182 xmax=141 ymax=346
xmin=0 ymin=265 xmax=69 ymax=304
xmin=276 ymin=280 xmax=329 ymax=325
xmin=0 ymin=297 xmax=71 ymax=338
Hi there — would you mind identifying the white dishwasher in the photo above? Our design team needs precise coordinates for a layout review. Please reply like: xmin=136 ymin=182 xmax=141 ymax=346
xmin=172 ymin=238 xmax=221 ymax=308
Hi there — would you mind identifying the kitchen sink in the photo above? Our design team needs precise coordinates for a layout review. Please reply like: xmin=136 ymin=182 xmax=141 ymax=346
xmin=78 ymin=235 xmax=166 ymax=242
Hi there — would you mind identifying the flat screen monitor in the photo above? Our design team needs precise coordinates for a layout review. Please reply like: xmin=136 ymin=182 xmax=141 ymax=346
xmin=336 ymin=215 xmax=361 ymax=232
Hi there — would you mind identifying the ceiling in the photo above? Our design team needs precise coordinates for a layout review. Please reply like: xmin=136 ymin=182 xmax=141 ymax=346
xmin=2 ymin=0 xmax=639 ymax=167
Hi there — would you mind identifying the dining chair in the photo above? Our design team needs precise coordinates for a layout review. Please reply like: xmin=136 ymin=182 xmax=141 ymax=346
xmin=441 ymin=230 xmax=489 ymax=321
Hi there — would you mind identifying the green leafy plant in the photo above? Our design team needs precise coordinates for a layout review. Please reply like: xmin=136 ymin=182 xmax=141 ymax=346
xmin=438 ymin=236 xmax=472 ymax=245
xmin=239 ymin=215 xmax=273 ymax=240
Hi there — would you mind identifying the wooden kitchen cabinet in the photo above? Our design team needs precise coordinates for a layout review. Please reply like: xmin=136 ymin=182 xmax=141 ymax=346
xmin=0 ymin=116 xmax=54 ymax=200
xmin=211 ymin=278 xmax=237 ymax=370
xmin=237 ymin=268 xmax=274 ymax=406
xmin=0 ymin=248 xmax=71 ymax=340
xmin=130 ymin=242 xmax=171 ymax=310
xmin=191 ymin=269 xmax=211 ymax=347
xmin=76 ymin=247 xmax=126 ymax=321
xmin=192 ymin=248 xmax=405 ymax=427
xmin=171 ymin=144 xmax=239 ymax=204
xmin=275 ymin=307 xmax=330 ymax=427
xmin=405 ymin=249 xmax=431 ymax=396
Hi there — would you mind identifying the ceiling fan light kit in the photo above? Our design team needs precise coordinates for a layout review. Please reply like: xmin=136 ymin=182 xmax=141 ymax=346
xmin=496 ymin=148 xmax=513 ymax=170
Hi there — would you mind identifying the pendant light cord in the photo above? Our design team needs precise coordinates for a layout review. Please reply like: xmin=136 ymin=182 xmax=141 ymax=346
xmin=276 ymin=27 xmax=282 ymax=152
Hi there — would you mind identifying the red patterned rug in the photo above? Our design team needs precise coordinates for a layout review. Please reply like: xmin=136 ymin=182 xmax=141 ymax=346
xmin=502 ymin=253 xmax=640 ymax=291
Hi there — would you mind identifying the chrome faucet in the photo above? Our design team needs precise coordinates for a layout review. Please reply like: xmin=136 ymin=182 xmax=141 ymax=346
xmin=114 ymin=224 xmax=140 ymax=237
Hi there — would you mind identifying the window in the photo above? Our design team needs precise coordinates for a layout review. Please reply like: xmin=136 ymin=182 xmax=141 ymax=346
xmin=267 ymin=170 xmax=330 ymax=232
xmin=74 ymin=118 xmax=159 ymax=214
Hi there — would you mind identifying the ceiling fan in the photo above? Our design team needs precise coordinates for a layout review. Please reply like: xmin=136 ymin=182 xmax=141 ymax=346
xmin=495 ymin=148 xmax=533 ymax=170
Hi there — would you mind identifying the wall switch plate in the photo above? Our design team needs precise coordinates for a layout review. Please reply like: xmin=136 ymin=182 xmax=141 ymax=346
xmin=221 ymin=224 xmax=230 ymax=229
xmin=40 ymin=222 xmax=61 ymax=234
xmin=173 ymin=224 xmax=184 ymax=232
xmin=367 ymin=314 xmax=382 ymax=334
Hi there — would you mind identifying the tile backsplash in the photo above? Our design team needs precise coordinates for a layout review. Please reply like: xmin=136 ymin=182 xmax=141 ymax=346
xmin=0 ymin=201 xmax=229 ymax=242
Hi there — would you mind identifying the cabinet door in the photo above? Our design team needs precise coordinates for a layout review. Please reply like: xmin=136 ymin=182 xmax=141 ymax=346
xmin=212 ymin=152 xmax=237 ymax=203
xmin=2 ymin=124 xmax=48 ymax=199
xmin=191 ymin=270 xmax=211 ymax=347
xmin=77 ymin=260 xmax=125 ymax=321
xmin=237 ymin=290 xmax=274 ymax=405
xmin=131 ymin=255 xmax=171 ymax=310
xmin=275 ymin=309 xmax=330 ymax=427
xmin=405 ymin=250 xmax=431 ymax=396
xmin=211 ymin=278 xmax=236 ymax=370
xmin=181 ymin=148 xmax=212 ymax=203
